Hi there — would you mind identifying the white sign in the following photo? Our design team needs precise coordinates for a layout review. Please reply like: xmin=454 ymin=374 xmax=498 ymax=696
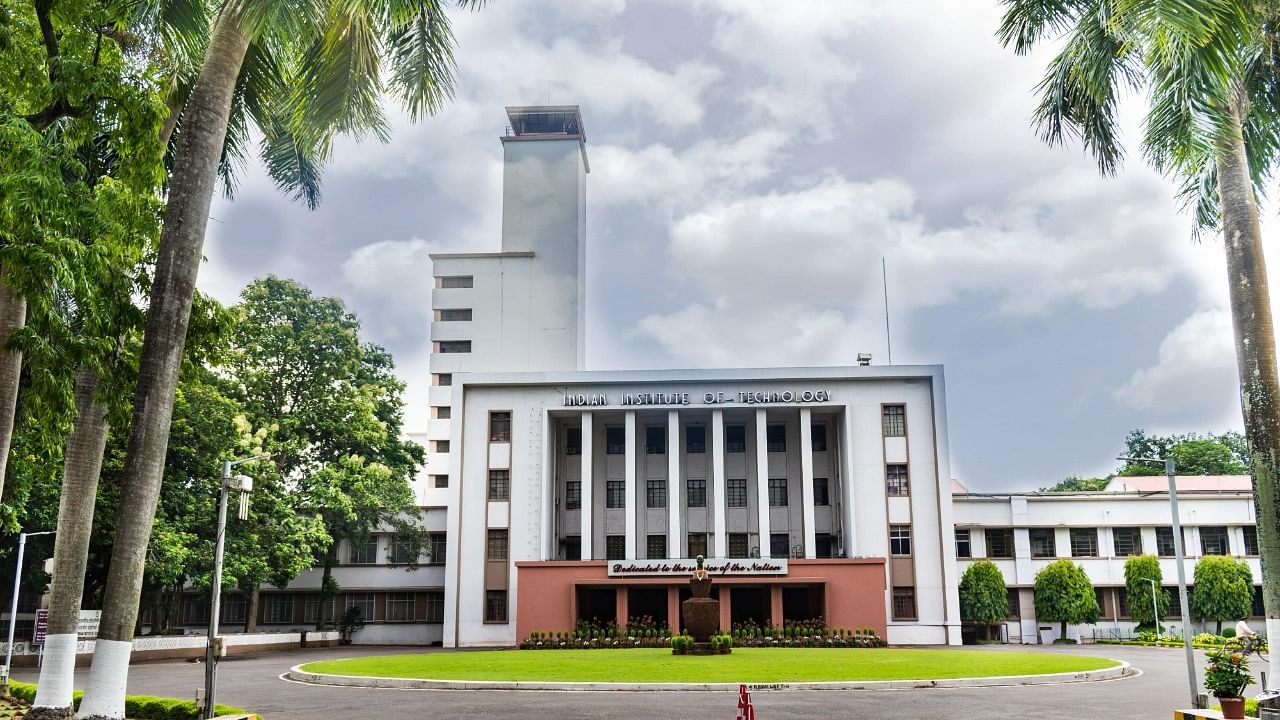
xmin=564 ymin=389 xmax=831 ymax=407
xmin=607 ymin=558 xmax=788 ymax=577
xmin=77 ymin=610 xmax=100 ymax=639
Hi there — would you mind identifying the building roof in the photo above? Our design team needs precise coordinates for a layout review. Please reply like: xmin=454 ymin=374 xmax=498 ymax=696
xmin=1103 ymin=475 xmax=1253 ymax=493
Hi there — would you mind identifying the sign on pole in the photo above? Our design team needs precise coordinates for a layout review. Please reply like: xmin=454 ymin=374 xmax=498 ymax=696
xmin=76 ymin=610 xmax=100 ymax=639
xmin=32 ymin=609 xmax=48 ymax=645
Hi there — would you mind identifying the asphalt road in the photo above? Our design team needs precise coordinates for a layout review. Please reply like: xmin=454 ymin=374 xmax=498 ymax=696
xmin=11 ymin=643 xmax=1250 ymax=719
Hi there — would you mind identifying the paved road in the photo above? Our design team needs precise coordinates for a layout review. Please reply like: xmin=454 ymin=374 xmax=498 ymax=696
xmin=11 ymin=643 xmax=1252 ymax=719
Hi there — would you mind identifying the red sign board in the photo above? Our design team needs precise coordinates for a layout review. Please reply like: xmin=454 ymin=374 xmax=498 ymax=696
xmin=33 ymin=609 xmax=48 ymax=645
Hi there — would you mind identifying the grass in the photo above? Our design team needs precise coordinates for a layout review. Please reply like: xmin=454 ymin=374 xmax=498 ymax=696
xmin=300 ymin=648 xmax=1121 ymax=683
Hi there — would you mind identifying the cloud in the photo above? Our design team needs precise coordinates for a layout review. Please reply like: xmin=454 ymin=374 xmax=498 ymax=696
xmin=340 ymin=238 xmax=438 ymax=343
xmin=1113 ymin=309 xmax=1240 ymax=424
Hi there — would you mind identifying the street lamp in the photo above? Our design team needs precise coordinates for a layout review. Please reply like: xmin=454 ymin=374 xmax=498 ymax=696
xmin=204 ymin=455 xmax=266 ymax=720
xmin=2 ymin=530 xmax=54 ymax=690
xmin=1118 ymin=456 xmax=1197 ymax=707
xmin=1140 ymin=577 xmax=1161 ymax=641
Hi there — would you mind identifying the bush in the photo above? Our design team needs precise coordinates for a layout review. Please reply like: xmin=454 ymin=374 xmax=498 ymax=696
xmin=8 ymin=682 xmax=254 ymax=720
xmin=1222 ymin=627 xmax=1237 ymax=638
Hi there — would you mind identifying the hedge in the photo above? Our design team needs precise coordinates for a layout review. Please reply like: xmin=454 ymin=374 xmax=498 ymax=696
xmin=8 ymin=680 xmax=257 ymax=719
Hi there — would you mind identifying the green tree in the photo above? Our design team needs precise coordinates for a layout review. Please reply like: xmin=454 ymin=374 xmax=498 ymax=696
xmin=1117 ymin=430 xmax=1248 ymax=476
xmin=999 ymin=0 xmax=1280 ymax=671
xmin=1190 ymin=555 xmax=1254 ymax=635
xmin=959 ymin=560 xmax=1010 ymax=637
xmin=1033 ymin=559 xmax=1099 ymax=642
xmin=1124 ymin=555 xmax=1170 ymax=631
xmin=1039 ymin=475 xmax=1110 ymax=492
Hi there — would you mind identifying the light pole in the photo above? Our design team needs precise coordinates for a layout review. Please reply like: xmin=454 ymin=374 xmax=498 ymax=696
xmin=1140 ymin=577 xmax=1161 ymax=641
xmin=204 ymin=456 xmax=264 ymax=719
xmin=1119 ymin=456 xmax=1197 ymax=707
xmin=2 ymin=530 xmax=53 ymax=690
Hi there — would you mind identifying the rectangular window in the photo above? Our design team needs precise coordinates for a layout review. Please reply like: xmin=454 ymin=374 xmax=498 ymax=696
xmin=1167 ymin=587 xmax=1182 ymax=617
xmin=435 ymin=373 xmax=452 ymax=386
xmin=686 ymin=426 xmax=706 ymax=453
xmin=986 ymin=528 xmax=1014 ymax=559
xmin=728 ymin=533 xmax=749 ymax=558
xmin=565 ymin=480 xmax=581 ymax=510
xmin=1254 ymin=585 xmax=1266 ymax=617
xmin=1113 ymin=527 xmax=1142 ymax=557
xmin=437 ymin=340 xmax=471 ymax=354
xmin=606 ymin=480 xmax=625 ymax=509
xmin=488 ymin=469 xmax=511 ymax=501
xmin=1117 ymin=588 xmax=1131 ymax=619
xmin=433 ymin=406 xmax=451 ymax=419
xmin=304 ymin=595 xmax=336 ymax=625
xmin=687 ymin=478 xmax=706 ymax=507
xmin=426 ymin=591 xmax=445 ymax=623
xmin=606 ymin=427 xmax=625 ymax=454
xmin=489 ymin=412 xmax=511 ymax=442
xmin=892 ymin=587 xmax=917 ymax=620
xmin=439 ymin=275 xmax=473 ymax=288
xmin=882 ymin=405 xmax=906 ymax=436
xmin=349 ymin=537 xmax=378 ymax=564
xmin=688 ymin=533 xmax=708 ymax=558
xmin=955 ymin=529 xmax=972 ymax=558
xmin=183 ymin=597 xmax=210 ymax=625
xmin=606 ymin=535 xmax=625 ymax=560
xmin=433 ymin=440 xmax=450 ymax=453
xmin=565 ymin=427 xmax=581 ymax=455
xmin=647 ymin=534 xmax=667 ymax=559
xmin=886 ymin=464 xmax=909 ymax=496
xmin=564 ymin=535 xmax=581 ymax=561
xmin=485 ymin=590 xmax=508 ymax=623
xmin=768 ymin=478 xmax=788 ymax=507
xmin=1156 ymin=527 xmax=1177 ymax=557
xmin=766 ymin=424 xmax=786 ymax=452
xmin=346 ymin=593 xmax=375 ymax=622
xmin=725 ymin=425 xmax=747 ymax=453
xmin=439 ymin=308 xmax=472 ymax=321
xmin=1070 ymin=528 xmax=1098 ymax=557
xmin=646 ymin=478 xmax=667 ymax=508
xmin=486 ymin=529 xmax=508 ymax=561
xmin=1244 ymin=526 xmax=1260 ymax=555
xmin=1007 ymin=589 xmax=1020 ymax=619
xmin=890 ymin=525 xmax=912 ymax=556
xmin=726 ymin=479 xmax=748 ymax=508
xmin=813 ymin=477 xmax=830 ymax=506
xmin=390 ymin=535 xmax=419 ymax=564
xmin=428 ymin=533 xmax=447 ymax=564
xmin=431 ymin=474 xmax=449 ymax=488
xmin=1030 ymin=528 xmax=1056 ymax=558
xmin=771 ymin=533 xmax=790 ymax=558
xmin=645 ymin=426 xmax=666 ymax=454
xmin=811 ymin=423 xmax=827 ymax=452
xmin=222 ymin=595 xmax=247 ymax=625
xmin=264 ymin=594 xmax=294 ymax=624
xmin=816 ymin=533 xmax=834 ymax=558
xmin=386 ymin=592 xmax=415 ymax=622
xmin=1201 ymin=526 xmax=1229 ymax=555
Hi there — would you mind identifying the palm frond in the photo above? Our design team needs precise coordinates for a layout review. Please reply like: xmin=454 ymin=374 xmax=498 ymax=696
xmin=997 ymin=0 xmax=1094 ymax=54
xmin=291 ymin=2 xmax=389 ymax=143
xmin=385 ymin=0 xmax=459 ymax=120
xmin=261 ymin=117 xmax=330 ymax=209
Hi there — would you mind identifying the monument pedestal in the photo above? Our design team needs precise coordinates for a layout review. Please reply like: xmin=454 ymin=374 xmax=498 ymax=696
xmin=689 ymin=642 xmax=715 ymax=656
xmin=681 ymin=597 xmax=719 ymax=642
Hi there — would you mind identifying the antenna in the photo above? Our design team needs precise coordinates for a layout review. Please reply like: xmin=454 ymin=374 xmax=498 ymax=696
xmin=882 ymin=257 xmax=893 ymax=365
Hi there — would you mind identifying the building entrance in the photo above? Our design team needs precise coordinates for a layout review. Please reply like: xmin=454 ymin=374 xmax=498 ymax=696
xmin=576 ymin=587 xmax=615 ymax=625
xmin=730 ymin=586 xmax=768 ymax=627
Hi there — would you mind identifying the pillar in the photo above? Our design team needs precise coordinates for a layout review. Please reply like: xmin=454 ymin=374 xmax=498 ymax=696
xmin=711 ymin=410 xmax=727 ymax=557
xmin=616 ymin=586 xmax=629 ymax=628
xmin=769 ymin=585 xmax=783 ymax=628
xmin=667 ymin=585 xmax=681 ymax=634
xmin=799 ymin=408 xmax=817 ymax=559
xmin=839 ymin=406 xmax=856 ymax=558
xmin=719 ymin=586 xmax=732 ymax=633
xmin=667 ymin=410 xmax=680 ymax=558
xmin=625 ymin=410 xmax=637 ymax=559
xmin=755 ymin=409 xmax=772 ymax=557
xmin=581 ymin=411 xmax=594 ymax=560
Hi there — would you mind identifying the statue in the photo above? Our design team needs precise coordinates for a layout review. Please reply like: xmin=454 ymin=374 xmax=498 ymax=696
xmin=679 ymin=555 xmax=720 ymax=654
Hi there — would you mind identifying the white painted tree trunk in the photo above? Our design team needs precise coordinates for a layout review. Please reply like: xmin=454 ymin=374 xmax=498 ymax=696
xmin=75 ymin=640 xmax=131 ymax=719
xmin=30 ymin=634 xmax=77 ymax=717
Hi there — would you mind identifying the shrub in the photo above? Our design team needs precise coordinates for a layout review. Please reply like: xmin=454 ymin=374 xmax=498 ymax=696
xmin=7 ymin=682 xmax=252 ymax=720
xmin=1222 ymin=627 xmax=1237 ymax=638
xmin=960 ymin=560 xmax=1009 ymax=629
xmin=1034 ymin=559 xmax=1099 ymax=641
xmin=1190 ymin=556 xmax=1254 ymax=635
xmin=1204 ymin=647 xmax=1254 ymax=698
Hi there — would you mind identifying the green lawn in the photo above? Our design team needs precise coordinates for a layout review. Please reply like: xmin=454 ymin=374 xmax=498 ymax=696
xmin=300 ymin=648 xmax=1120 ymax=683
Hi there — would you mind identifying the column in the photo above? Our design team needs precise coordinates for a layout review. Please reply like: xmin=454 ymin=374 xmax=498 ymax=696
xmin=839 ymin=406 xmax=856 ymax=558
xmin=667 ymin=410 xmax=681 ymax=558
xmin=755 ymin=409 xmax=772 ymax=557
xmin=799 ymin=408 xmax=817 ymax=559
xmin=667 ymin=585 xmax=681 ymax=633
xmin=769 ymin=585 xmax=783 ymax=628
xmin=625 ymin=411 xmax=637 ymax=559
xmin=719 ymin=586 xmax=732 ymax=632
xmin=711 ymin=410 xmax=727 ymax=557
xmin=581 ymin=412 xmax=594 ymax=560
xmin=616 ymin=586 xmax=629 ymax=628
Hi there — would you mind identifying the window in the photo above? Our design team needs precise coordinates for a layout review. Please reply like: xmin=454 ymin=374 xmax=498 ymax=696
xmin=304 ymin=595 xmax=336 ymax=625
xmin=766 ymin=424 xmax=786 ymax=452
xmin=439 ymin=275 xmax=473 ymax=288
xmin=688 ymin=533 xmax=708 ymax=558
xmin=431 ymin=474 xmax=449 ymax=488
xmin=265 ymin=594 xmax=294 ymax=624
xmin=565 ymin=427 xmax=581 ymax=455
xmin=728 ymin=533 xmax=749 ymax=558
xmin=771 ymin=533 xmax=790 ymax=558
xmin=811 ymin=423 xmax=827 ymax=452
xmin=437 ymin=340 xmax=471 ymax=354
xmin=687 ymin=478 xmax=706 ymax=507
xmin=1244 ymin=526 xmax=1260 ymax=555
xmin=645 ymin=427 xmax=666 ymax=454
xmin=1201 ymin=526 xmax=1229 ymax=555
xmin=349 ymin=537 xmax=378 ymax=564
xmin=1254 ymin=585 xmax=1266 ymax=617
xmin=813 ymin=477 xmax=830 ymax=506
xmin=1167 ymin=587 xmax=1182 ymax=617
xmin=726 ymin=479 xmax=748 ymax=508
xmin=439 ymin=308 xmax=472 ymax=321
xmin=1007 ymin=589 xmax=1020 ymax=619
xmin=882 ymin=405 xmax=906 ymax=436
xmin=647 ymin=478 xmax=667 ymax=508
xmin=986 ymin=528 xmax=1014 ymax=558
xmin=390 ymin=535 xmax=419 ymax=564
xmin=892 ymin=587 xmax=916 ymax=620
xmin=890 ymin=525 xmax=912 ymax=556
xmin=726 ymin=425 xmax=747 ymax=453
xmin=433 ymin=440 xmax=450 ymax=453
xmin=1117 ymin=588 xmax=1131 ymax=619
xmin=435 ymin=373 xmax=452 ymax=386
xmin=606 ymin=535 xmax=625 ymax=560
xmin=1113 ymin=527 xmax=1142 ymax=557
xmin=1156 ymin=527 xmax=1177 ymax=557
xmin=1070 ymin=528 xmax=1098 ymax=557
xmin=606 ymin=427 xmax=625 ymax=454
xmin=222 ymin=595 xmax=247 ymax=625
xmin=564 ymin=535 xmax=581 ymax=560
xmin=426 ymin=591 xmax=445 ymax=623
xmin=428 ymin=533 xmax=447 ymax=564
xmin=886 ymin=464 xmax=909 ymax=496
xmin=488 ymin=470 xmax=511 ymax=501
xmin=686 ymin=426 xmax=706 ymax=453
xmin=386 ymin=592 xmax=415 ymax=622
xmin=433 ymin=406 xmax=451 ymax=419
xmin=183 ymin=597 xmax=210 ymax=625
xmin=485 ymin=590 xmax=508 ymax=623
xmin=486 ymin=529 xmax=508 ymax=561
xmin=816 ymin=533 xmax=834 ymax=558
xmin=768 ymin=478 xmax=788 ymax=507
xmin=489 ymin=412 xmax=511 ymax=442
xmin=346 ymin=593 xmax=375 ymax=622
xmin=1030 ymin=528 xmax=1056 ymax=558
xmin=647 ymin=534 xmax=667 ymax=559
xmin=955 ymin=529 xmax=972 ymax=558
xmin=606 ymin=480 xmax=625 ymax=509
xmin=565 ymin=480 xmax=581 ymax=510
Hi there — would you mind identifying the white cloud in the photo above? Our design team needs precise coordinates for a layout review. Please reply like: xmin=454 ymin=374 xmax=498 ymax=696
xmin=1113 ymin=309 xmax=1240 ymax=424
xmin=340 ymin=237 xmax=438 ymax=343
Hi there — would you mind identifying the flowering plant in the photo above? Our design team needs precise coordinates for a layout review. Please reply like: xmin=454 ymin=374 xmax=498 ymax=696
xmin=1204 ymin=647 xmax=1254 ymax=698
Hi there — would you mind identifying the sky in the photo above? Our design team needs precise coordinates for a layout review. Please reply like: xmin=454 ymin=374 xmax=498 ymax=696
xmin=200 ymin=0 xmax=1268 ymax=492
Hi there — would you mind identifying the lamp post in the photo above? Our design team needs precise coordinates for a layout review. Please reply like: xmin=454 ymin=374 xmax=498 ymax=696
xmin=1140 ymin=577 xmax=1161 ymax=641
xmin=204 ymin=456 xmax=265 ymax=719
xmin=2 ymin=530 xmax=53 ymax=690
xmin=1119 ymin=456 xmax=1197 ymax=707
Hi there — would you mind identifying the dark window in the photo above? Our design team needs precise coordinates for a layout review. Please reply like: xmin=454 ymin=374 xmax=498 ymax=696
xmin=606 ymin=535 xmax=625 ymax=560
xmin=488 ymin=469 xmax=510 ymax=501
xmin=485 ymin=590 xmax=508 ymax=622
xmin=346 ymin=593 xmax=374 ymax=622
xmin=433 ymin=440 xmax=450 ymax=453
xmin=390 ymin=535 xmax=419 ymax=564
xmin=771 ymin=533 xmax=790 ymax=558
xmin=1117 ymin=588 xmax=1131 ymax=619
xmin=647 ymin=534 xmax=667 ymax=559
xmin=955 ymin=529 xmax=972 ymax=558
xmin=304 ymin=595 xmax=336 ymax=625
xmin=811 ymin=423 xmax=827 ymax=452
xmin=1030 ymin=528 xmax=1056 ymax=558
xmin=1070 ymin=528 xmax=1098 ymax=557
xmin=728 ymin=533 xmax=749 ymax=558
xmin=1254 ymin=585 xmax=1265 ymax=617
xmin=565 ymin=480 xmax=581 ymax=510
xmin=1201 ymin=526 xmax=1229 ymax=555
xmin=687 ymin=478 xmax=706 ymax=507
xmin=431 ymin=474 xmax=449 ymax=488
xmin=438 ymin=340 xmax=471 ymax=353
xmin=986 ymin=528 xmax=1014 ymax=558
xmin=768 ymin=478 xmax=788 ymax=507
xmin=428 ymin=533 xmax=447 ymax=564
xmin=890 ymin=525 xmax=911 ymax=556
xmin=426 ymin=591 xmax=445 ymax=623
xmin=564 ymin=535 xmax=581 ymax=560
xmin=222 ymin=595 xmax=247 ymax=625
xmin=606 ymin=427 xmax=625 ymax=454
xmin=813 ymin=477 xmax=830 ymax=506
xmin=606 ymin=480 xmax=625 ymax=509
xmin=1156 ymin=527 xmax=1177 ymax=557
xmin=1244 ymin=526 xmax=1260 ymax=555
xmin=726 ymin=479 xmax=748 ymax=508
xmin=489 ymin=412 xmax=511 ymax=442
xmin=565 ymin=427 xmax=581 ymax=455
xmin=486 ymin=529 xmax=508 ymax=561
xmin=434 ymin=406 xmax=451 ymax=419
xmin=726 ymin=425 xmax=747 ymax=453
xmin=646 ymin=478 xmax=667 ymax=508
xmin=645 ymin=427 xmax=666 ymax=454
xmin=1007 ymin=589 xmax=1020 ymax=619
xmin=386 ymin=593 xmax=415 ymax=622
xmin=436 ymin=373 xmax=452 ymax=386
xmin=886 ymin=464 xmax=909 ymax=496
xmin=882 ymin=405 xmax=906 ymax=436
xmin=264 ymin=594 xmax=293 ymax=624
xmin=350 ymin=537 xmax=378 ymax=564
xmin=892 ymin=587 xmax=916 ymax=620
xmin=688 ymin=533 xmax=708 ymax=558
xmin=1167 ymin=587 xmax=1182 ymax=617
xmin=439 ymin=308 xmax=472 ymax=321
xmin=816 ymin=533 xmax=834 ymax=558
xmin=766 ymin=424 xmax=786 ymax=452
xmin=440 ymin=275 xmax=473 ymax=288
xmin=1113 ymin=527 xmax=1142 ymax=557
xmin=686 ymin=426 xmax=706 ymax=453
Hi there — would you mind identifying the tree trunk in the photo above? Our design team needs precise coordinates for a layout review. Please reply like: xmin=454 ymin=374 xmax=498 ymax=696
xmin=0 ymin=264 xmax=27 ymax=504
xmin=165 ymin=585 xmax=182 ymax=635
xmin=28 ymin=368 xmax=110 ymax=720
xmin=244 ymin=587 xmax=259 ymax=633
xmin=317 ymin=548 xmax=336 ymax=631
xmin=76 ymin=12 xmax=252 ymax=720
xmin=1217 ymin=618 xmax=1223 ymax=636
xmin=1215 ymin=100 xmax=1280 ymax=691
xmin=1059 ymin=620 xmax=1066 ymax=643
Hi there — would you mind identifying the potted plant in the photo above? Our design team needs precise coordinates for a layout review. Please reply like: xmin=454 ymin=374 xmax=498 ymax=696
xmin=1204 ymin=647 xmax=1254 ymax=719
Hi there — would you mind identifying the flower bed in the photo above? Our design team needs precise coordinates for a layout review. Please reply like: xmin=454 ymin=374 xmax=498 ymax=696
xmin=519 ymin=617 xmax=885 ymax=650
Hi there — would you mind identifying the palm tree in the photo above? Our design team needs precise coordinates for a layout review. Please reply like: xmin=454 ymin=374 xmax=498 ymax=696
xmin=998 ymin=0 xmax=1280 ymax=686
xmin=77 ymin=2 xmax=482 ymax=718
